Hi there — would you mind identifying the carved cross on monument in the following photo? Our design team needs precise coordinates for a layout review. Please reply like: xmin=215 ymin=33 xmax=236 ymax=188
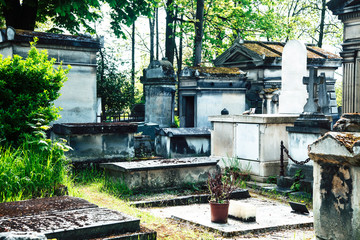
xmin=302 ymin=67 xmax=325 ymax=113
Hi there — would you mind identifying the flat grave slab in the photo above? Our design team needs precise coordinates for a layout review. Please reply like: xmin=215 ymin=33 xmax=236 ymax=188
xmin=100 ymin=157 xmax=220 ymax=171
xmin=100 ymin=157 xmax=220 ymax=191
xmin=145 ymin=196 xmax=313 ymax=237
xmin=0 ymin=196 xmax=146 ymax=240
xmin=0 ymin=196 xmax=97 ymax=218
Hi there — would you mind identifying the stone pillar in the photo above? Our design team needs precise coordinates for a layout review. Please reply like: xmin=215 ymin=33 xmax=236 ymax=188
xmin=328 ymin=1 xmax=360 ymax=113
xmin=141 ymin=58 xmax=176 ymax=128
xmin=308 ymin=114 xmax=360 ymax=240
xmin=259 ymin=89 xmax=280 ymax=114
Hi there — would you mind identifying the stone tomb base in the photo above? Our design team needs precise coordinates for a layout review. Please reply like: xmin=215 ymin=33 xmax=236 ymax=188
xmin=0 ymin=196 xmax=156 ymax=240
xmin=145 ymin=197 xmax=313 ymax=237
xmin=100 ymin=157 xmax=220 ymax=191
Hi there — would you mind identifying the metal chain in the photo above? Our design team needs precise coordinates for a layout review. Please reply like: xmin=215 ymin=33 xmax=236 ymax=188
xmin=283 ymin=145 xmax=311 ymax=165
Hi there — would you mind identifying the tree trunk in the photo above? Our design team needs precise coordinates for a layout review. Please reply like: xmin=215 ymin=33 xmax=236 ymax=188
xmin=178 ymin=15 xmax=184 ymax=74
xmin=317 ymin=0 xmax=326 ymax=48
xmin=3 ymin=0 xmax=38 ymax=30
xmin=99 ymin=48 xmax=106 ymax=122
xmin=194 ymin=0 xmax=205 ymax=66
xmin=156 ymin=7 xmax=159 ymax=60
xmin=131 ymin=21 xmax=136 ymax=101
xmin=165 ymin=0 xmax=176 ymax=64
xmin=149 ymin=10 xmax=155 ymax=62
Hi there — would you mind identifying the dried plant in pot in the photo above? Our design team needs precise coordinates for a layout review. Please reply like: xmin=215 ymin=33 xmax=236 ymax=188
xmin=208 ymin=173 xmax=235 ymax=223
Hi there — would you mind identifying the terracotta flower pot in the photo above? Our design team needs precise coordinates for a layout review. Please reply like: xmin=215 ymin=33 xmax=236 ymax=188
xmin=210 ymin=201 xmax=229 ymax=223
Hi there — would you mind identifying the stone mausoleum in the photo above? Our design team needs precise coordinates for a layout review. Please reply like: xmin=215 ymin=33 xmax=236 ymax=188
xmin=213 ymin=40 xmax=342 ymax=117
xmin=0 ymin=27 xmax=101 ymax=124
xmin=178 ymin=67 xmax=248 ymax=128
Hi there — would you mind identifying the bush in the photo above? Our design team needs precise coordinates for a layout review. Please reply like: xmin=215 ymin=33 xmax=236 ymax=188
xmin=0 ymin=39 xmax=69 ymax=146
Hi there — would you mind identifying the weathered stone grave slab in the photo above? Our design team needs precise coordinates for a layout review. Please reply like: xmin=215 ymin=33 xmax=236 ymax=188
xmin=146 ymin=197 xmax=313 ymax=237
xmin=100 ymin=157 xmax=220 ymax=191
xmin=0 ymin=196 xmax=156 ymax=240
xmin=131 ymin=189 xmax=250 ymax=208
xmin=52 ymin=122 xmax=138 ymax=162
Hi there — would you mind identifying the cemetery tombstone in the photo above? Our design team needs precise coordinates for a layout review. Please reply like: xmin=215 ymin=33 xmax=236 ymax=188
xmin=283 ymin=68 xmax=331 ymax=189
xmin=141 ymin=58 xmax=176 ymax=128
xmin=279 ymin=40 xmax=308 ymax=114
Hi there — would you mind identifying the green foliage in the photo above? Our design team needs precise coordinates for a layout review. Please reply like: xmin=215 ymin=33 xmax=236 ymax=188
xmin=266 ymin=175 xmax=278 ymax=184
xmin=100 ymin=177 xmax=132 ymax=197
xmin=0 ymin=135 xmax=71 ymax=202
xmin=0 ymin=40 xmax=69 ymax=146
xmin=173 ymin=115 xmax=180 ymax=128
xmin=174 ymin=0 xmax=342 ymax=65
xmin=222 ymin=156 xmax=251 ymax=174
xmin=335 ymin=79 xmax=342 ymax=107
xmin=73 ymin=166 xmax=132 ymax=198
xmin=0 ymin=0 xmax=154 ymax=38
xmin=290 ymin=169 xmax=305 ymax=191
xmin=97 ymin=49 xmax=138 ymax=115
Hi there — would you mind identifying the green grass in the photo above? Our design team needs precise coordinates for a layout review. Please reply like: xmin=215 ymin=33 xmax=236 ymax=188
xmin=71 ymin=166 xmax=133 ymax=198
xmin=0 ymin=141 xmax=70 ymax=202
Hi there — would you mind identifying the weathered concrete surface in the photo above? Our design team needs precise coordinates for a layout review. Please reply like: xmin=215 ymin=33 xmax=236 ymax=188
xmin=155 ymin=128 xmax=211 ymax=158
xmin=141 ymin=59 xmax=176 ymax=128
xmin=210 ymin=114 xmax=298 ymax=181
xmin=100 ymin=157 xmax=220 ymax=191
xmin=144 ymin=197 xmax=313 ymax=237
xmin=0 ymin=197 xmax=142 ymax=240
xmin=52 ymin=122 xmax=137 ymax=162
xmin=131 ymin=189 xmax=250 ymax=208
xmin=0 ymin=232 xmax=47 ymax=240
xmin=309 ymin=128 xmax=360 ymax=239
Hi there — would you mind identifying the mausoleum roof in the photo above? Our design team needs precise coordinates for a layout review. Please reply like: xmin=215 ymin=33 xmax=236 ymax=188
xmin=0 ymin=27 xmax=101 ymax=49
xmin=190 ymin=66 xmax=245 ymax=75
xmin=327 ymin=0 xmax=360 ymax=15
xmin=214 ymin=40 xmax=341 ymax=68
xmin=180 ymin=66 xmax=246 ymax=77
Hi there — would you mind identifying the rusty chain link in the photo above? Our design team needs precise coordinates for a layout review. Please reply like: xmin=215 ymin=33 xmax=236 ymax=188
xmin=283 ymin=144 xmax=311 ymax=165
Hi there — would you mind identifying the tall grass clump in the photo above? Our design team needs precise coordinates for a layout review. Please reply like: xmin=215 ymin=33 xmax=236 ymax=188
xmin=0 ymin=136 xmax=71 ymax=202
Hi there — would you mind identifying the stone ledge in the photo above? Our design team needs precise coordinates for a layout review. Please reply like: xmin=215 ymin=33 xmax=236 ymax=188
xmin=209 ymin=114 xmax=299 ymax=124
xmin=53 ymin=122 xmax=138 ymax=135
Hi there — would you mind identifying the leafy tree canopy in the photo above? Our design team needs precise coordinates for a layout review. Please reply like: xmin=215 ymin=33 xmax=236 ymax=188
xmin=171 ymin=0 xmax=341 ymax=65
xmin=0 ymin=0 xmax=154 ymax=37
